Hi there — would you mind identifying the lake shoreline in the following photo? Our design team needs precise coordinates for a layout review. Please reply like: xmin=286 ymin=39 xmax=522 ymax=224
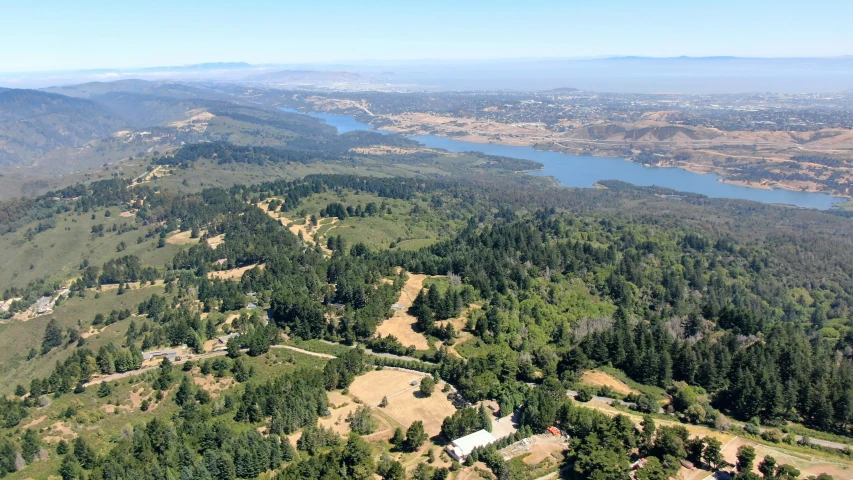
xmin=278 ymin=106 xmax=845 ymax=210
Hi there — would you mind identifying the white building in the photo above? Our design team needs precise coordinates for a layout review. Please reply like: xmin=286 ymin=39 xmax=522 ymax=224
xmin=446 ymin=429 xmax=497 ymax=462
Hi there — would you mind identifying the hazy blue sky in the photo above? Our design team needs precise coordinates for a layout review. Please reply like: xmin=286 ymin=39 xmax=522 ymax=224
xmin=1 ymin=0 xmax=851 ymax=72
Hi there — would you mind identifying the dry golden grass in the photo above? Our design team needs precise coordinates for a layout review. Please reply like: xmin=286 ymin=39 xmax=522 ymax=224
xmin=580 ymin=370 xmax=638 ymax=396
xmin=207 ymin=263 xmax=263 ymax=280
xmin=347 ymin=369 xmax=456 ymax=437
xmin=166 ymin=230 xmax=202 ymax=245
xmin=206 ymin=234 xmax=225 ymax=249
xmin=375 ymin=273 xmax=432 ymax=350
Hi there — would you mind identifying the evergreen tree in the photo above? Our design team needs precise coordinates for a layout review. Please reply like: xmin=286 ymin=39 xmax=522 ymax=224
xmin=758 ymin=456 xmax=777 ymax=479
xmin=42 ymin=319 xmax=64 ymax=354
xmin=391 ymin=427 xmax=405 ymax=450
xmin=736 ymin=445 xmax=757 ymax=473
xmin=703 ymin=437 xmax=723 ymax=470
xmin=405 ymin=421 xmax=428 ymax=452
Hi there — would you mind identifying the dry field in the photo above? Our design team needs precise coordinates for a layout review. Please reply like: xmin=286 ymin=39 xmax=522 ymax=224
xmin=319 ymin=391 xmax=363 ymax=436
xmin=206 ymin=234 xmax=225 ymax=249
xmin=375 ymin=273 xmax=432 ymax=350
xmin=166 ymin=230 xmax=202 ymax=245
xmin=509 ymin=435 xmax=566 ymax=465
xmin=454 ymin=462 xmax=493 ymax=480
xmin=347 ymin=369 xmax=456 ymax=437
xmin=436 ymin=304 xmax=479 ymax=357
xmin=579 ymin=370 xmax=638 ymax=396
xmin=207 ymin=263 xmax=264 ymax=280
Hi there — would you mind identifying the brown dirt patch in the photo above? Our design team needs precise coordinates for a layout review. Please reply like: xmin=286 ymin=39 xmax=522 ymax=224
xmin=102 ymin=402 xmax=132 ymax=414
xmin=206 ymin=234 xmax=225 ymax=249
xmin=119 ymin=211 xmax=135 ymax=218
xmin=42 ymin=422 xmax=77 ymax=443
xmin=375 ymin=273 xmax=432 ymax=350
xmin=22 ymin=415 xmax=46 ymax=429
xmin=128 ymin=387 xmax=149 ymax=409
xmin=348 ymin=369 xmax=456 ymax=437
xmin=319 ymin=391 xmax=366 ymax=437
xmin=81 ymin=325 xmax=109 ymax=339
xmin=454 ymin=463 xmax=492 ymax=480
xmin=282 ymin=215 xmax=335 ymax=254
xmin=580 ymin=370 xmax=638 ymax=396
xmin=521 ymin=435 xmax=566 ymax=465
xmin=193 ymin=375 xmax=235 ymax=398
xmin=207 ymin=263 xmax=264 ymax=280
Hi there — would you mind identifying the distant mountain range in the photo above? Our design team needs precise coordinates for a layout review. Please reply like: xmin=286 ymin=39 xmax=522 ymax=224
xmin=246 ymin=70 xmax=365 ymax=84
xmin=3 ymin=56 xmax=852 ymax=93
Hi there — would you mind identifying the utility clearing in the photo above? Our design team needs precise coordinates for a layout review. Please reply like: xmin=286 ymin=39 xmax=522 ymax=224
xmin=374 ymin=273 xmax=433 ymax=350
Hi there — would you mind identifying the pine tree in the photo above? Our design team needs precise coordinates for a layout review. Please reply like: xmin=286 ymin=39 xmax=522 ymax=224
xmin=703 ymin=437 xmax=723 ymax=471
xmin=97 ymin=381 xmax=112 ymax=398
xmin=479 ymin=403 xmax=492 ymax=432
xmin=391 ymin=427 xmax=405 ymax=450
xmin=42 ymin=318 xmax=64 ymax=354
xmin=175 ymin=376 xmax=192 ymax=406
xmin=405 ymin=421 xmax=427 ymax=452
xmin=736 ymin=445 xmax=756 ymax=473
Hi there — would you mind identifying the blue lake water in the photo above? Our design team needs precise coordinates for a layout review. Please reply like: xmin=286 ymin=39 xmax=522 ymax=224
xmin=279 ymin=107 xmax=843 ymax=210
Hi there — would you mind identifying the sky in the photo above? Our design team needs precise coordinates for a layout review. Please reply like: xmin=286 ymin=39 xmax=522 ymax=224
xmin=1 ymin=0 xmax=852 ymax=72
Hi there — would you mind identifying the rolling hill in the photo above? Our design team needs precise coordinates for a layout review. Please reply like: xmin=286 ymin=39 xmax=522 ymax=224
xmin=0 ymin=89 xmax=127 ymax=166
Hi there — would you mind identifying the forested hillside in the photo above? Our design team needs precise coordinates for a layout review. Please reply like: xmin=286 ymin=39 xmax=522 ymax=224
xmin=0 ymin=90 xmax=126 ymax=165
xmin=2 ymin=137 xmax=853 ymax=479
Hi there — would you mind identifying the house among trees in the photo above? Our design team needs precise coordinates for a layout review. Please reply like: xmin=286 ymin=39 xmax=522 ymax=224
xmin=142 ymin=348 xmax=184 ymax=362
xmin=446 ymin=429 xmax=496 ymax=462
xmin=217 ymin=333 xmax=239 ymax=344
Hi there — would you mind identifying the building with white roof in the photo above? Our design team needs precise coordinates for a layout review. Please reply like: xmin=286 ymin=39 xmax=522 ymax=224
xmin=445 ymin=429 xmax=497 ymax=462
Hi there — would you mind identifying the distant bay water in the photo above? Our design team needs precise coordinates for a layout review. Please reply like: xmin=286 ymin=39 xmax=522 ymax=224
xmin=278 ymin=107 xmax=842 ymax=210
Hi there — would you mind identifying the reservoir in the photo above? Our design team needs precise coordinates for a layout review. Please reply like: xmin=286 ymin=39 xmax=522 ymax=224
xmin=279 ymin=107 xmax=842 ymax=210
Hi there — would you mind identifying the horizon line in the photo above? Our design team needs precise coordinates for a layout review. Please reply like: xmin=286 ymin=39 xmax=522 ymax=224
xmin=2 ymin=54 xmax=853 ymax=75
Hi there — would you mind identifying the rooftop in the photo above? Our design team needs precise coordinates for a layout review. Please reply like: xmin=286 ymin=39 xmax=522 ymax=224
xmin=446 ymin=429 xmax=497 ymax=461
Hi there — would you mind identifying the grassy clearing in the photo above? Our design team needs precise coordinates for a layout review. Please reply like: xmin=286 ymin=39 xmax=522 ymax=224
xmin=594 ymin=365 xmax=667 ymax=399
xmin=271 ymin=189 xmax=461 ymax=252
xmin=0 ymin=207 xmax=183 ymax=291
xmin=282 ymin=338 xmax=354 ymax=357
xmin=0 ymin=284 xmax=165 ymax=394
xmin=7 ymin=349 xmax=330 ymax=480
xmin=240 ymin=348 xmax=329 ymax=384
